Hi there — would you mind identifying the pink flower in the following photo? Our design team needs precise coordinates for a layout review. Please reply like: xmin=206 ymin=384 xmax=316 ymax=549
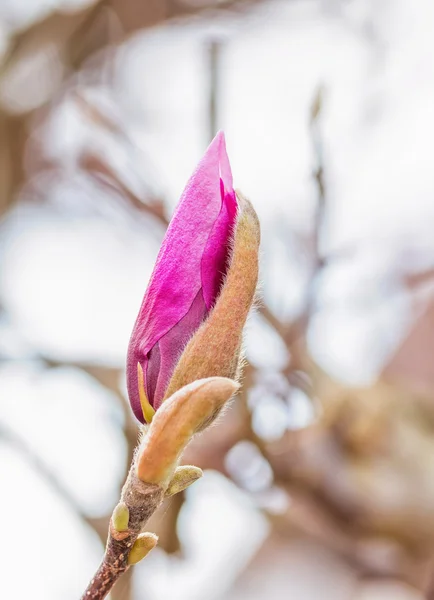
xmin=127 ymin=132 xmax=237 ymax=423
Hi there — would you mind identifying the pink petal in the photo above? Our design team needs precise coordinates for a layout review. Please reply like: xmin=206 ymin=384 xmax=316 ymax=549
xmin=148 ymin=289 xmax=207 ymax=409
xmin=201 ymin=181 xmax=237 ymax=309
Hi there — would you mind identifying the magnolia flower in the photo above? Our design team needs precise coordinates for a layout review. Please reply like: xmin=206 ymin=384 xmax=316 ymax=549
xmin=127 ymin=132 xmax=259 ymax=424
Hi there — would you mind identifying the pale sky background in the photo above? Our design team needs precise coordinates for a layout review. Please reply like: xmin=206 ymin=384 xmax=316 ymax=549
xmin=0 ymin=0 xmax=433 ymax=598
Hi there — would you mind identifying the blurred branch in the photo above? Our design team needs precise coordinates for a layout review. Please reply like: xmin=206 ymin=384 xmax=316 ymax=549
xmin=257 ymin=86 xmax=327 ymax=374
xmin=0 ymin=0 xmax=269 ymax=219
xmin=208 ymin=39 xmax=221 ymax=142
xmin=39 ymin=361 xmax=142 ymax=600
xmin=0 ymin=112 xmax=27 ymax=217
xmin=309 ymin=85 xmax=326 ymax=274
xmin=80 ymin=151 xmax=168 ymax=225
xmin=404 ymin=266 xmax=434 ymax=291
xmin=0 ymin=420 xmax=109 ymax=543
xmin=71 ymin=90 xmax=170 ymax=224
xmin=288 ymin=85 xmax=326 ymax=337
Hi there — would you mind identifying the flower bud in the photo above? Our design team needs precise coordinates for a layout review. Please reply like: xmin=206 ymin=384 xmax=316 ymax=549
xmin=136 ymin=377 xmax=239 ymax=485
xmin=127 ymin=132 xmax=237 ymax=422
xmin=165 ymin=465 xmax=203 ymax=497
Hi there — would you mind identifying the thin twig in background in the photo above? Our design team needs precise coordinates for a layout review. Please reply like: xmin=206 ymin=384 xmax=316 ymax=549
xmin=0 ymin=421 xmax=108 ymax=542
xmin=208 ymin=39 xmax=221 ymax=143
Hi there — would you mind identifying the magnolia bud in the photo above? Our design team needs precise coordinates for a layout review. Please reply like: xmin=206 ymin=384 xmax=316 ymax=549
xmin=128 ymin=532 xmax=158 ymax=565
xmin=165 ymin=465 xmax=203 ymax=497
xmin=111 ymin=502 xmax=129 ymax=532
xmin=127 ymin=132 xmax=237 ymax=423
xmin=136 ymin=377 xmax=239 ymax=485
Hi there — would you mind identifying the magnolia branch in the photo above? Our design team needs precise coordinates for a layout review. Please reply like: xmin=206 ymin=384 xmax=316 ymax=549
xmin=81 ymin=378 xmax=238 ymax=600
xmin=80 ymin=136 xmax=260 ymax=598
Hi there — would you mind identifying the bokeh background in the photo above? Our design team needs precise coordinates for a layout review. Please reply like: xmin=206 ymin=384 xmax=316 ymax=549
xmin=1 ymin=0 xmax=434 ymax=598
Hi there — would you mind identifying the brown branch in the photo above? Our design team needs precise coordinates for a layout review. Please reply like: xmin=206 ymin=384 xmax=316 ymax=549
xmin=0 ymin=112 xmax=27 ymax=217
xmin=79 ymin=151 xmax=169 ymax=226
xmin=309 ymin=85 xmax=327 ymax=273
xmin=255 ymin=86 xmax=328 ymax=371
xmin=82 ymin=465 xmax=164 ymax=599
xmin=81 ymin=378 xmax=238 ymax=599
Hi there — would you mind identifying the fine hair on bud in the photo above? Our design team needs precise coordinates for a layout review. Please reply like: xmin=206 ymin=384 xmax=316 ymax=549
xmin=163 ymin=193 xmax=260 ymax=402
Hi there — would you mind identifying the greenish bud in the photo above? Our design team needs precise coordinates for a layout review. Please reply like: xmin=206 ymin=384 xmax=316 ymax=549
xmin=128 ymin=532 xmax=158 ymax=565
xmin=166 ymin=465 xmax=203 ymax=497
xmin=112 ymin=503 xmax=129 ymax=532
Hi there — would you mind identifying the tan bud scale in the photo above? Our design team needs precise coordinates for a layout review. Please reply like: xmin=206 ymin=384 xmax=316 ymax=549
xmin=136 ymin=377 xmax=239 ymax=485
xmin=164 ymin=193 xmax=260 ymax=400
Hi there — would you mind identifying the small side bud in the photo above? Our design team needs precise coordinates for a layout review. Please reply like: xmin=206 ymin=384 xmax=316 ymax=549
xmin=165 ymin=465 xmax=203 ymax=497
xmin=112 ymin=502 xmax=129 ymax=532
xmin=136 ymin=377 xmax=239 ymax=486
xmin=128 ymin=532 xmax=158 ymax=565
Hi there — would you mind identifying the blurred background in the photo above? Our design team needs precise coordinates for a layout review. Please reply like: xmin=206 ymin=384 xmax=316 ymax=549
xmin=1 ymin=0 xmax=434 ymax=598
